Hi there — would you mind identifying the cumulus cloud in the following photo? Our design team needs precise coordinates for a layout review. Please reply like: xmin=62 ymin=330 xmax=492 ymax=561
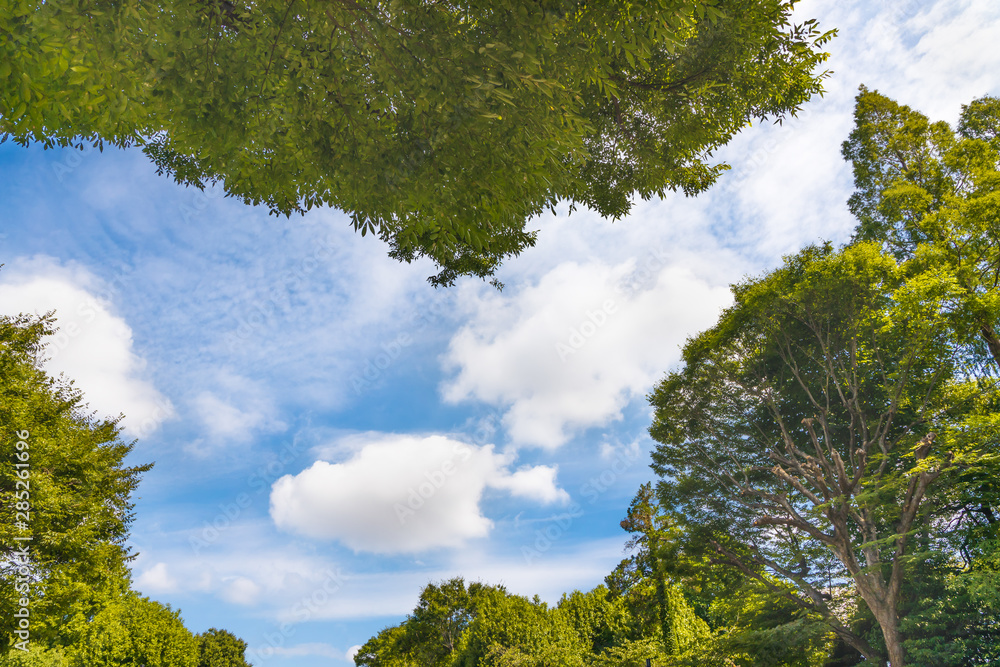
xmin=269 ymin=433 xmax=569 ymax=553
xmin=0 ymin=256 xmax=173 ymax=437
xmin=441 ymin=259 xmax=730 ymax=448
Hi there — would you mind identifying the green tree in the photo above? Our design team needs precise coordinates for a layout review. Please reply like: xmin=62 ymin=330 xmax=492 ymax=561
xmin=451 ymin=587 xmax=585 ymax=667
xmin=843 ymin=87 xmax=1000 ymax=368
xmin=555 ymin=586 xmax=631 ymax=655
xmin=69 ymin=595 xmax=199 ymax=667
xmin=197 ymin=628 xmax=252 ymax=667
xmin=355 ymin=579 xmax=591 ymax=667
xmin=648 ymin=242 xmax=1000 ymax=666
xmin=0 ymin=312 xmax=151 ymax=652
xmin=610 ymin=483 xmax=711 ymax=655
xmin=611 ymin=485 xmax=836 ymax=666
xmin=1 ymin=0 xmax=834 ymax=284
xmin=354 ymin=578 xmax=501 ymax=667
xmin=0 ymin=646 xmax=69 ymax=667
xmin=400 ymin=578 xmax=484 ymax=667
xmin=841 ymin=88 xmax=1000 ymax=663
xmin=354 ymin=625 xmax=417 ymax=667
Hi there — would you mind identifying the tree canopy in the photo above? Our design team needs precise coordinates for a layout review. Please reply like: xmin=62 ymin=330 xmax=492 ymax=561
xmin=72 ymin=595 xmax=200 ymax=667
xmin=353 ymin=577 xmax=704 ymax=667
xmin=843 ymin=87 xmax=1000 ymax=368
xmin=648 ymin=239 xmax=1000 ymax=666
xmin=1 ymin=0 xmax=833 ymax=284
xmin=196 ymin=628 xmax=253 ymax=667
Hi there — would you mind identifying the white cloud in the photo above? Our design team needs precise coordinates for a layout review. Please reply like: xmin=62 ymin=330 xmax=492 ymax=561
xmin=134 ymin=562 xmax=177 ymax=594
xmin=346 ymin=645 xmax=363 ymax=661
xmin=0 ymin=256 xmax=173 ymax=437
xmin=131 ymin=532 xmax=352 ymax=613
xmin=193 ymin=391 xmax=263 ymax=441
xmin=220 ymin=576 xmax=262 ymax=606
xmin=490 ymin=466 xmax=566 ymax=504
xmin=442 ymin=260 xmax=731 ymax=448
xmin=131 ymin=527 xmax=627 ymax=621
xmin=269 ymin=433 xmax=569 ymax=553
xmin=187 ymin=370 xmax=288 ymax=450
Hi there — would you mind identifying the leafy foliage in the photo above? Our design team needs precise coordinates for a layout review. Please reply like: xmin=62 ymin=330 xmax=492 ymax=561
xmin=354 ymin=575 xmax=721 ymax=667
xmin=197 ymin=628 xmax=253 ymax=667
xmin=635 ymin=90 xmax=1000 ymax=666
xmin=1 ymin=0 xmax=834 ymax=284
xmin=611 ymin=484 xmax=838 ymax=667
xmin=0 ymin=312 xmax=149 ymax=652
xmin=843 ymin=86 xmax=1000 ymax=368
xmin=0 ymin=646 xmax=69 ymax=667
xmin=648 ymin=240 xmax=1000 ymax=665
xmin=70 ymin=595 xmax=199 ymax=667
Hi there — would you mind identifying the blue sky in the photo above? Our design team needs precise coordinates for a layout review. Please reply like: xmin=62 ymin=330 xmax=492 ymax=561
xmin=2 ymin=0 xmax=999 ymax=664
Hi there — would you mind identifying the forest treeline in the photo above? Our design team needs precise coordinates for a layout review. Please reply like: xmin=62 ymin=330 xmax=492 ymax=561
xmin=354 ymin=89 xmax=1000 ymax=667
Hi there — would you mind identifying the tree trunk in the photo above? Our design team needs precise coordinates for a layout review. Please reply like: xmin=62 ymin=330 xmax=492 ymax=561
xmin=870 ymin=603 xmax=905 ymax=667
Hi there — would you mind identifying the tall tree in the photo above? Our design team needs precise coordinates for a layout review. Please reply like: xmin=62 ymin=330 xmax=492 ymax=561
xmin=648 ymin=242 xmax=1000 ymax=666
xmin=400 ymin=578 xmax=483 ymax=667
xmin=843 ymin=87 xmax=1000 ymax=368
xmin=841 ymin=90 xmax=1000 ymax=663
xmin=0 ymin=312 xmax=151 ymax=652
xmin=1 ymin=0 xmax=834 ymax=284
xmin=609 ymin=483 xmax=711 ymax=656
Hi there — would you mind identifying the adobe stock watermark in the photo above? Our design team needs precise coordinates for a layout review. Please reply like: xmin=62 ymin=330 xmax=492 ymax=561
xmin=130 ymin=396 xmax=175 ymax=440
xmin=247 ymin=568 xmax=347 ymax=664
xmin=521 ymin=444 xmax=643 ymax=564
xmin=519 ymin=506 xmax=586 ymax=565
xmin=51 ymin=142 xmax=97 ymax=183
xmin=615 ymin=246 xmax=669 ymax=298
xmin=555 ymin=299 xmax=618 ymax=362
xmin=728 ymin=103 xmax=818 ymax=183
xmin=878 ymin=0 xmax=924 ymax=22
xmin=189 ymin=437 xmax=307 ymax=554
xmin=177 ymin=182 xmax=225 ymax=225
xmin=11 ymin=429 xmax=32 ymax=651
xmin=349 ymin=296 xmax=452 ymax=397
